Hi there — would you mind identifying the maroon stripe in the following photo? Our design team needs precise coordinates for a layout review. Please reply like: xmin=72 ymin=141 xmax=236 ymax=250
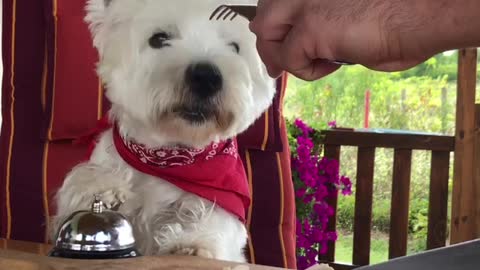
xmin=0 ymin=0 xmax=15 ymax=239
xmin=241 ymin=149 xmax=284 ymax=267
xmin=7 ymin=0 xmax=48 ymax=242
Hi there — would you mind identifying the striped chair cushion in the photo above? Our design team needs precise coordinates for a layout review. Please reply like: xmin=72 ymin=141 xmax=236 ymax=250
xmin=0 ymin=0 xmax=296 ymax=268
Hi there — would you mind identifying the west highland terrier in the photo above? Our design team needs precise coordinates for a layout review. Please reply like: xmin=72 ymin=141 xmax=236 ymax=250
xmin=52 ymin=0 xmax=275 ymax=263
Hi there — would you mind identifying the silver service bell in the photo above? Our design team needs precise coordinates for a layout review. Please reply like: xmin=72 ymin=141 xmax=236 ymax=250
xmin=48 ymin=195 xmax=141 ymax=259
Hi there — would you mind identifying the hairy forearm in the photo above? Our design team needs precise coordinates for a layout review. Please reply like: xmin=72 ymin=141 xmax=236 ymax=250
xmin=395 ymin=0 xmax=480 ymax=55
xmin=440 ymin=0 xmax=480 ymax=49
xmin=250 ymin=0 xmax=480 ymax=79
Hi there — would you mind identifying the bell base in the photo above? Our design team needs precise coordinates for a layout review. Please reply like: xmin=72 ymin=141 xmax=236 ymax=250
xmin=48 ymin=247 xmax=141 ymax=259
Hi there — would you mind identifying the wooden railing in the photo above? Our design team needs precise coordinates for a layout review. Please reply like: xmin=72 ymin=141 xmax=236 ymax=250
xmin=318 ymin=129 xmax=455 ymax=269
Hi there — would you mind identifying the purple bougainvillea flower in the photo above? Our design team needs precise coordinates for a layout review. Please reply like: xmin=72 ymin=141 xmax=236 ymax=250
xmin=296 ymin=188 xmax=307 ymax=198
xmin=303 ymin=194 xmax=314 ymax=204
xmin=295 ymin=119 xmax=313 ymax=134
xmin=312 ymin=227 xmax=324 ymax=242
xmin=319 ymin=241 xmax=328 ymax=255
xmin=326 ymin=231 xmax=338 ymax=241
xmin=291 ymin=119 xmax=352 ymax=270
xmin=340 ymin=176 xmax=353 ymax=195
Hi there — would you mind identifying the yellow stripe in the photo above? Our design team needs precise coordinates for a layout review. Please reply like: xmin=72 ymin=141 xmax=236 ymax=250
xmin=41 ymin=39 xmax=48 ymax=111
xmin=279 ymin=73 xmax=287 ymax=118
xmin=41 ymin=43 xmax=50 ymax=242
xmin=5 ymin=0 xmax=18 ymax=239
xmin=278 ymin=74 xmax=287 ymax=131
xmin=276 ymin=153 xmax=288 ymax=267
xmin=97 ymin=81 xmax=103 ymax=120
xmin=47 ymin=0 xmax=58 ymax=140
xmin=261 ymin=111 xmax=269 ymax=151
xmin=244 ymin=150 xmax=256 ymax=263
xmin=41 ymin=0 xmax=58 ymax=242
xmin=42 ymin=143 xmax=50 ymax=243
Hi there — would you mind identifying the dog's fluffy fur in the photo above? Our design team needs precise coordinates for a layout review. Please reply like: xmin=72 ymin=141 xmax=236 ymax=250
xmin=52 ymin=0 xmax=275 ymax=262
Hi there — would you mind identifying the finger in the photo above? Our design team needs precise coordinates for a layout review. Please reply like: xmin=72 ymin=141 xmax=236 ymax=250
xmin=249 ymin=22 xmax=292 ymax=42
xmin=289 ymin=60 xmax=341 ymax=81
xmin=276 ymin=24 xmax=316 ymax=74
xmin=250 ymin=0 xmax=303 ymax=40
xmin=258 ymin=38 xmax=340 ymax=80
xmin=276 ymin=25 xmax=341 ymax=80
xmin=256 ymin=39 xmax=284 ymax=78
xmin=367 ymin=58 xmax=426 ymax=72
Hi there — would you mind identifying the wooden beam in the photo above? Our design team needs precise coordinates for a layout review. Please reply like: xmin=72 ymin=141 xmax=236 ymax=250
xmin=427 ymin=151 xmax=450 ymax=250
xmin=352 ymin=147 xmax=375 ymax=266
xmin=389 ymin=149 xmax=412 ymax=259
xmin=321 ymin=130 xmax=454 ymax=151
xmin=474 ymin=104 xmax=480 ymax=238
xmin=451 ymin=48 xmax=478 ymax=244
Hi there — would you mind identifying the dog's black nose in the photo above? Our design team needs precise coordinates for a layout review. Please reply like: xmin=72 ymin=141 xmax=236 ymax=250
xmin=185 ymin=62 xmax=223 ymax=98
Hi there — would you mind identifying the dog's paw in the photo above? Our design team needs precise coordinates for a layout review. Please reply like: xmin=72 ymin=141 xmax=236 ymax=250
xmin=171 ymin=247 xmax=214 ymax=259
xmin=97 ymin=188 xmax=132 ymax=210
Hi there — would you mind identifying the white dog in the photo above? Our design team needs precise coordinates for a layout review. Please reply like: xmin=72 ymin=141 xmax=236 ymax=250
xmin=52 ymin=0 xmax=275 ymax=263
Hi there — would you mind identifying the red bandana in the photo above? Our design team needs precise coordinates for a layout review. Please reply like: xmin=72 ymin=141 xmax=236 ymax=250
xmin=79 ymin=117 xmax=250 ymax=222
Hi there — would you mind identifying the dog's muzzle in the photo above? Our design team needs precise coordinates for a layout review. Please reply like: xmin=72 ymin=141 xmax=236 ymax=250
xmin=185 ymin=62 xmax=223 ymax=99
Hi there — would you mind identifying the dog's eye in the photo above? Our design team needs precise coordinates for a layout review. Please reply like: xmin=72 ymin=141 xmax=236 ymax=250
xmin=229 ymin=42 xmax=240 ymax=53
xmin=149 ymin=32 xmax=171 ymax=49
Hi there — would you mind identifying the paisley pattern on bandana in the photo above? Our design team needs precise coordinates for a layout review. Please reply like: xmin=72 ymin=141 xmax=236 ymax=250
xmin=122 ymin=136 xmax=238 ymax=167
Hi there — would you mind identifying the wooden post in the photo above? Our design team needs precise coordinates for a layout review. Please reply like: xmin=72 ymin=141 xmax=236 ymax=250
xmin=352 ymin=147 xmax=375 ymax=266
xmin=474 ymin=104 xmax=480 ymax=238
xmin=427 ymin=151 xmax=450 ymax=249
xmin=389 ymin=149 xmax=413 ymax=259
xmin=450 ymin=48 xmax=478 ymax=244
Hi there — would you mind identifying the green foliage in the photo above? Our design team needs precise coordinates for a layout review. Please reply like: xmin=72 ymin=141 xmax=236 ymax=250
xmin=336 ymin=198 xmax=391 ymax=234
xmin=372 ymin=199 xmax=392 ymax=233
xmin=336 ymin=196 xmax=355 ymax=231
xmin=285 ymin=67 xmax=453 ymax=134
xmin=409 ymin=199 xmax=429 ymax=252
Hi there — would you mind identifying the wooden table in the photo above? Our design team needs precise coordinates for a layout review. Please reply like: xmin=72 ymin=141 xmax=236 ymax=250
xmin=0 ymin=239 xmax=285 ymax=270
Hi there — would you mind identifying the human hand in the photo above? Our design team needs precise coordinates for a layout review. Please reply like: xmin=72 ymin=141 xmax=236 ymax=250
xmin=250 ymin=0 xmax=463 ymax=81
